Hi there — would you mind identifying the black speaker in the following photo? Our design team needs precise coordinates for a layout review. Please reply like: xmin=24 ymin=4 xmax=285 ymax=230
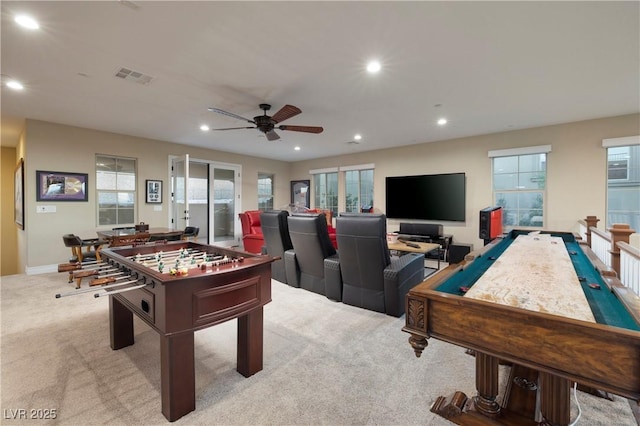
xmin=479 ymin=209 xmax=491 ymax=240
xmin=448 ymin=243 xmax=473 ymax=264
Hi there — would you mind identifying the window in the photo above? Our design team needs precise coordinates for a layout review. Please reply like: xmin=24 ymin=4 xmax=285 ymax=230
xmin=345 ymin=169 xmax=374 ymax=213
xmin=491 ymin=149 xmax=547 ymax=229
xmin=187 ymin=177 xmax=209 ymax=204
xmin=608 ymin=147 xmax=630 ymax=181
xmin=96 ymin=155 xmax=136 ymax=226
xmin=313 ymin=171 xmax=338 ymax=216
xmin=258 ymin=173 xmax=274 ymax=211
xmin=605 ymin=140 xmax=640 ymax=231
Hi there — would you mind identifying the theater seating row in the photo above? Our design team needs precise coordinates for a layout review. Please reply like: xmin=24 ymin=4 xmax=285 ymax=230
xmin=257 ymin=210 xmax=424 ymax=317
xmin=239 ymin=209 xmax=337 ymax=254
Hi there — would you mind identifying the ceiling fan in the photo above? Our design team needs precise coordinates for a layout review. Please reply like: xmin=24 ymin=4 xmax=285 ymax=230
xmin=208 ymin=103 xmax=323 ymax=141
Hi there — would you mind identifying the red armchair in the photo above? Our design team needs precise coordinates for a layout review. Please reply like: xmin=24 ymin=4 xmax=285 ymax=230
xmin=307 ymin=209 xmax=338 ymax=249
xmin=239 ymin=210 xmax=265 ymax=253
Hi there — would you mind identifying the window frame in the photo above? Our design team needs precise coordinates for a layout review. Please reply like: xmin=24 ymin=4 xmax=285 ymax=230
xmin=312 ymin=170 xmax=338 ymax=216
xmin=603 ymin=136 xmax=640 ymax=231
xmin=489 ymin=146 xmax=549 ymax=230
xmin=257 ymin=172 xmax=274 ymax=211
xmin=607 ymin=147 xmax=630 ymax=181
xmin=344 ymin=168 xmax=374 ymax=213
xmin=96 ymin=154 xmax=137 ymax=227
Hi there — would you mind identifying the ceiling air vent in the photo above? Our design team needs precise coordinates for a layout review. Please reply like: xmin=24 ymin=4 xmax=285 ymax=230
xmin=115 ymin=67 xmax=154 ymax=85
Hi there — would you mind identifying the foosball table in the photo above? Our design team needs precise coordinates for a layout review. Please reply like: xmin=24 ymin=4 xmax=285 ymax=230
xmin=57 ymin=241 xmax=274 ymax=422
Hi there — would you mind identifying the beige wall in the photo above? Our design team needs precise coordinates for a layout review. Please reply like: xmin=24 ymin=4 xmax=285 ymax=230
xmin=3 ymin=113 xmax=638 ymax=272
xmin=1 ymin=147 xmax=19 ymax=275
xmin=291 ymin=113 xmax=640 ymax=248
xmin=21 ymin=120 xmax=291 ymax=271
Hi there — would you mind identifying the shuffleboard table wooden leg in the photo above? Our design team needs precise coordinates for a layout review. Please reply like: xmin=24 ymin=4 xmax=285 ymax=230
xmin=474 ymin=352 xmax=501 ymax=418
xmin=539 ymin=371 xmax=571 ymax=426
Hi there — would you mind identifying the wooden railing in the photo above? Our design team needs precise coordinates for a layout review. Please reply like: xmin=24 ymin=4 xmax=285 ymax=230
xmin=618 ymin=241 xmax=640 ymax=296
xmin=577 ymin=220 xmax=588 ymax=243
xmin=579 ymin=216 xmax=639 ymax=296
xmin=590 ymin=227 xmax=612 ymax=269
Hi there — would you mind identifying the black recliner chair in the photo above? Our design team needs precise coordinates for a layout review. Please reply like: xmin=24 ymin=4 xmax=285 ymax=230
xmin=334 ymin=213 xmax=424 ymax=317
xmin=284 ymin=213 xmax=341 ymax=298
xmin=260 ymin=210 xmax=293 ymax=284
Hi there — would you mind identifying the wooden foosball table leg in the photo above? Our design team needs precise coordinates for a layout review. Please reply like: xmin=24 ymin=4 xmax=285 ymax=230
xmin=237 ymin=307 xmax=264 ymax=377
xmin=109 ymin=296 xmax=134 ymax=350
xmin=160 ymin=332 xmax=195 ymax=422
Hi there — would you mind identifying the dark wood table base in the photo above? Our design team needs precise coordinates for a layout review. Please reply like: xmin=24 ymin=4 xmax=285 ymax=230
xmin=428 ymin=354 xmax=573 ymax=426
xmin=110 ymin=296 xmax=264 ymax=422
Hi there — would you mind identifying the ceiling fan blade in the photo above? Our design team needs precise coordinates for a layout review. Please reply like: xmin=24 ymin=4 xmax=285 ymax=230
xmin=265 ymin=130 xmax=280 ymax=141
xmin=271 ymin=104 xmax=302 ymax=124
xmin=208 ymin=107 xmax=255 ymax=124
xmin=213 ymin=126 xmax=256 ymax=131
xmin=278 ymin=125 xmax=324 ymax=134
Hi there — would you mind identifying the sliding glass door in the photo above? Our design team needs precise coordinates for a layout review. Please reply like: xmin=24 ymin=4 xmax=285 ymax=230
xmin=171 ymin=156 xmax=240 ymax=246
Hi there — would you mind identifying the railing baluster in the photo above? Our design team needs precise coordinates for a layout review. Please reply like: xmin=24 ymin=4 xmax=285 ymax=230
xmin=618 ymin=242 xmax=640 ymax=296
xmin=590 ymin=228 xmax=612 ymax=268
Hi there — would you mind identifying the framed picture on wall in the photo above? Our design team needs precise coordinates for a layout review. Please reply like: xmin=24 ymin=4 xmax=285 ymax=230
xmin=15 ymin=159 xmax=24 ymax=229
xmin=36 ymin=170 xmax=88 ymax=201
xmin=146 ymin=179 xmax=162 ymax=203
xmin=290 ymin=179 xmax=310 ymax=209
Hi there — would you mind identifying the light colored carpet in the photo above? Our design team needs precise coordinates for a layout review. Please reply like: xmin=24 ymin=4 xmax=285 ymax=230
xmin=1 ymin=271 xmax=637 ymax=425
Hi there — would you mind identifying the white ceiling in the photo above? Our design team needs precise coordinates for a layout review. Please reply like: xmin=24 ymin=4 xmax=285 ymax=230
xmin=1 ymin=1 xmax=638 ymax=162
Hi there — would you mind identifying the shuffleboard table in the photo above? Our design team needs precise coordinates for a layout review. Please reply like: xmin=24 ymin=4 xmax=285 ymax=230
xmin=403 ymin=229 xmax=640 ymax=425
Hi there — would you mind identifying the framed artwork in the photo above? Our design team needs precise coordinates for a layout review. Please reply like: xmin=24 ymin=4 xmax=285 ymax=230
xmin=14 ymin=159 xmax=24 ymax=229
xmin=36 ymin=170 xmax=88 ymax=201
xmin=146 ymin=179 xmax=162 ymax=203
xmin=290 ymin=179 xmax=310 ymax=209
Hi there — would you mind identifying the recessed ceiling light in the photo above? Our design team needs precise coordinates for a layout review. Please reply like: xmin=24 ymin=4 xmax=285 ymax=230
xmin=354 ymin=134 xmax=362 ymax=141
xmin=200 ymin=124 xmax=210 ymax=131
xmin=15 ymin=15 xmax=39 ymax=30
xmin=294 ymin=146 xmax=301 ymax=151
xmin=366 ymin=60 xmax=381 ymax=74
xmin=6 ymin=80 xmax=24 ymax=90
xmin=437 ymin=118 xmax=447 ymax=126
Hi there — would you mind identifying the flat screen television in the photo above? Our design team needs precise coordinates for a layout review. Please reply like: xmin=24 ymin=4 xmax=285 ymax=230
xmin=385 ymin=172 xmax=466 ymax=222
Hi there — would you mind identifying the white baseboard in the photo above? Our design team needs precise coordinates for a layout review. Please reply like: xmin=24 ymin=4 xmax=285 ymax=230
xmin=26 ymin=264 xmax=58 ymax=275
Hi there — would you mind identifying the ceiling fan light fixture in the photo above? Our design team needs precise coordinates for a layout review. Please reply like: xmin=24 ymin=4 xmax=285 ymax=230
xmin=200 ymin=125 xmax=210 ymax=131
xmin=209 ymin=104 xmax=323 ymax=141
xmin=294 ymin=146 xmax=301 ymax=151
xmin=354 ymin=134 xmax=362 ymax=141
xmin=437 ymin=118 xmax=448 ymax=126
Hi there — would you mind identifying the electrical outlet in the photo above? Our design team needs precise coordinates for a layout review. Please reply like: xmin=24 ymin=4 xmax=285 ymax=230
xmin=36 ymin=205 xmax=56 ymax=213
